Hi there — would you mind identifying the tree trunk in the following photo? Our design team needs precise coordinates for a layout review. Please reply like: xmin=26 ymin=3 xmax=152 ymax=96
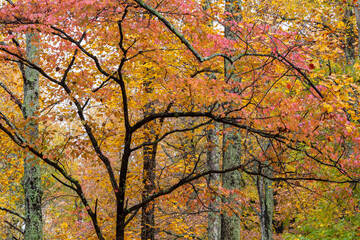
xmin=203 ymin=2 xmax=221 ymax=236
xmin=354 ymin=2 xmax=360 ymax=58
xmin=22 ymin=32 xmax=43 ymax=240
xmin=343 ymin=7 xmax=356 ymax=65
xmin=257 ymin=165 xmax=274 ymax=240
xmin=141 ymin=92 xmax=156 ymax=240
xmin=221 ymin=130 xmax=242 ymax=240
xmin=206 ymin=122 xmax=221 ymax=240
xmin=221 ymin=1 xmax=242 ymax=239
xmin=141 ymin=142 xmax=156 ymax=240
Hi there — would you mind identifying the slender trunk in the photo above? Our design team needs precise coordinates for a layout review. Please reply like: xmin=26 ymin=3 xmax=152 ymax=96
xmin=206 ymin=122 xmax=221 ymax=240
xmin=141 ymin=100 xmax=156 ymax=240
xmin=116 ymin=201 xmax=125 ymax=240
xmin=257 ymin=164 xmax=274 ymax=240
xmin=116 ymin=150 xmax=129 ymax=240
xmin=254 ymin=139 xmax=274 ymax=240
xmin=221 ymin=1 xmax=242 ymax=239
xmin=116 ymin=129 xmax=132 ymax=240
xmin=343 ymin=7 xmax=356 ymax=64
xmin=354 ymin=2 xmax=360 ymax=58
xmin=202 ymin=1 xmax=222 ymax=237
xmin=22 ymin=32 xmax=43 ymax=240
xmin=141 ymin=144 xmax=156 ymax=240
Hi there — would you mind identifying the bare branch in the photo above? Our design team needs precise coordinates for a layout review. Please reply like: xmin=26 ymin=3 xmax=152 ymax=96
xmin=134 ymin=0 xmax=233 ymax=63
xmin=0 ymin=81 xmax=22 ymax=110
xmin=4 ymin=220 xmax=24 ymax=235
xmin=0 ymin=207 xmax=25 ymax=221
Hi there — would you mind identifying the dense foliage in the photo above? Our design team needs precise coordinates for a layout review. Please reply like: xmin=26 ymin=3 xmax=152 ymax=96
xmin=0 ymin=0 xmax=360 ymax=239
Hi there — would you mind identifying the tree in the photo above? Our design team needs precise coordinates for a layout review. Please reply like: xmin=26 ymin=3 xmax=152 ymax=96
xmin=22 ymin=30 xmax=43 ymax=240
xmin=0 ymin=0 xmax=359 ymax=239
xmin=141 ymin=85 xmax=157 ymax=240
xmin=220 ymin=0 xmax=243 ymax=238
xmin=0 ymin=0 xmax=43 ymax=238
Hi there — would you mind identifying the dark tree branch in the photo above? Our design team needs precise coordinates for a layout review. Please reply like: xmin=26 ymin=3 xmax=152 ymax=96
xmin=51 ymin=174 xmax=76 ymax=191
xmin=131 ymin=111 xmax=285 ymax=141
xmin=0 ymin=82 xmax=22 ymax=110
xmin=50 ymin=26 xmax=114 ymax=80
xmin=61 ymin=49 xmax=78 ymax=84
xmin=133 ymin=0 xmax=233 ymax=63
xmin=4 ymin=220 xmax=24 ymax=235
xmin=131 ymin=120 xmax=212 ymax=151
xmin=124 ymin=208 xmax=140 ymax=227
xmin=0 ymin=207 xmax=25 ymax=221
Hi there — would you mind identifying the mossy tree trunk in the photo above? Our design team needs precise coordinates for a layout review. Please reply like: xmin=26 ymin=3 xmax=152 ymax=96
xmin=221 ymin=130 xmax=242 ymax=240
xmin=206 ymin=122 xmax=221 ymax=240
xmin=220 ymin=1 xmax=242 ymax=239
xmin=22 ymin=32 xmax=43 ymax=240
xmin=202 ymin=0 xmax=222 ymax=238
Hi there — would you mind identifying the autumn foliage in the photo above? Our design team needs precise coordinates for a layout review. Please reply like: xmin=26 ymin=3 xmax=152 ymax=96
xmin=0 ymin=0 xmax=359 ymax=239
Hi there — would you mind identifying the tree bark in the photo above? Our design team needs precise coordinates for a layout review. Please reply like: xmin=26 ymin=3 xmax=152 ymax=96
xmin=220 ymin=1 xmax=242 ymax=239
xmin=221 ymin=129 xmax=242 ymax=240
xmin=257 ymin=164 xmax=274 ymax=240
xmin=141 ymin=143 xmax=156 ymax=240
xmin=206 ymin=122 xmax=221 ymax=240
xmin=354 ymin=2 xmax=360 ymax=58
xmin=141 ymin=91 xmax=156 ymax=240
xmin=22 ymin=32 xmax=43 ymax=240
xmin=343 ymin=7 xmax=356 ymax=65
xmin=202 ymin=2 xmax=222 ymax=238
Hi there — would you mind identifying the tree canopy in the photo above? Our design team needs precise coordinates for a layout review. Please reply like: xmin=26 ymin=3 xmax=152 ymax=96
xmin=0 ymin=0 xmax=360 ymax=239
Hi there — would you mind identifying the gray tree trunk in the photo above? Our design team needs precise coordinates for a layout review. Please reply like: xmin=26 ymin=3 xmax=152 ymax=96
xmin=255 ymin=139 xmax=274 ymax=240
xmin=206 ymin=122 xmax=221 ymax=240
xmin=202 ymin=1 xmax=222 ymax=238
xmin=343 ymin=7 xmax=356 ymax=64
xmin=221 ymin=1 xmax=242 ymax=239
xmin=22 ymin=32 xmax=43 ymax=240
xmin=221 ymin=130 xmax=242 ymax=240
xmin=256 ymin=164 xmax=274 ymax=240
